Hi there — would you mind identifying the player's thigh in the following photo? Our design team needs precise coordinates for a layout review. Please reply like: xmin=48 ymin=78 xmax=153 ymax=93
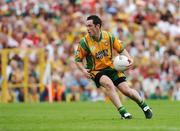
xmin=117 ymin=81 xmax=132 ymax=95
xmin=99 ymin=75 xmax=115 ymax=90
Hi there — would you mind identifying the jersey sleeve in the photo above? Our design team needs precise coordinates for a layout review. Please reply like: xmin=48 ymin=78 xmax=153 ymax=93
xmin=109 ymin=33 xmax=126 ymax=53
xmin=74 ymin=38 xmax=89 ymax=62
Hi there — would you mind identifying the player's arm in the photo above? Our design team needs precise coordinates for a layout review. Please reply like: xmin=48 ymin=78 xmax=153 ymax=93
xmin=75 ymin=62 xmax=91 ymax=78
xmin=109 ymin=33 xmax=126 ymax=53
xmin=111 ymin=34 xmax=133 ymax=69
xmin=75 ymin=39 xmax=91 ymax=78
xmin=121 ymin=49 xmax=134 ymax=69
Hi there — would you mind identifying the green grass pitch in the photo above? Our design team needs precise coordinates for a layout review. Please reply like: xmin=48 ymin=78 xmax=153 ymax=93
xmin=0 ymin=100 xmax=180 ymax=131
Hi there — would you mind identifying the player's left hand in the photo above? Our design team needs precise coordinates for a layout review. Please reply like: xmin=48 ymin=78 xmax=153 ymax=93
xmin=127 ymin=58 xmax=134 ymax=70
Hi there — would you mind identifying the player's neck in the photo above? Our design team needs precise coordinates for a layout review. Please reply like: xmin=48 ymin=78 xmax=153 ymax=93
xmin=92 ymin=31 xmax=102 ymax=42
xmin=95 ymin=33 xmax=100 ymax=41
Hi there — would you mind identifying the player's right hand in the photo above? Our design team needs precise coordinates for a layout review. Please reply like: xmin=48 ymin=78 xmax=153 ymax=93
xmin=82 ymin=69 xmax=91 ymax=79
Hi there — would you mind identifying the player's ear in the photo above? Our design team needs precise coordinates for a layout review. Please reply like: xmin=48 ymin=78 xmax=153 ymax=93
xmin=95 ymin=24 xmax=100 ymax=29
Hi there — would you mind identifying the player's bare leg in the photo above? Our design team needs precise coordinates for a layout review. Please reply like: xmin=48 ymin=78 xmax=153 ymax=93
xmin=99 ymin=75 xmax=132 ymax=119
xmin=117 ymin=82 xmax=153 ymax=119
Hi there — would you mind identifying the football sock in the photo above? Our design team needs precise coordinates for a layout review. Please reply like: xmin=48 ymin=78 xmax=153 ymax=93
xmin=118 ymin=106 xmax=128 ymax=116
xmin=138 ymin=100 xmax=148 ymax=109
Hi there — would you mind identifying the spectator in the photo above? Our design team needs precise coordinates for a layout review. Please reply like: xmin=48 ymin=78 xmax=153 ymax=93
xmin=149 ymin=86 xmax=168 ymax=100
xmin=0 ymin=0 xmax=179 ymax=102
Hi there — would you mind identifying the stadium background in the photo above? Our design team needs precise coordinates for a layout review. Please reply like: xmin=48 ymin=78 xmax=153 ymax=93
xmin=0 ymin=0 xmax=179 ymax=103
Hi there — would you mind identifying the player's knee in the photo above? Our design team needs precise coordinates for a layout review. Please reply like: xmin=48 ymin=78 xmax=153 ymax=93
xmin=102 ymin=82 xmax=114 ymax=90
xmin=100 ymin=81 xmax=115 ymax=91
xmin=99 ymin=75 xmax=115 ymax=91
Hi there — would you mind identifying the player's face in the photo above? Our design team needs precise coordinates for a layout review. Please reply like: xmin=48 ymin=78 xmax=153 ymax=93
xmin=86 ymin=20 xmax=99 ymax=37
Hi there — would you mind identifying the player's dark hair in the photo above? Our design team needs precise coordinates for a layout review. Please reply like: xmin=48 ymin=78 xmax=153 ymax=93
xmin=87 ymin=15 xmax=102 ymax=28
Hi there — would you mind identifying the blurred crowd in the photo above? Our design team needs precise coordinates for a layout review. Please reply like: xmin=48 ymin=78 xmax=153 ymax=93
xmin=0 ymin=0 xmax=179 ymax=102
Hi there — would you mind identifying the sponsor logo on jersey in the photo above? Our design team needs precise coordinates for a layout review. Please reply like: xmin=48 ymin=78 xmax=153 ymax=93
xmin=95 ymin=49 xmax=108 ymax=59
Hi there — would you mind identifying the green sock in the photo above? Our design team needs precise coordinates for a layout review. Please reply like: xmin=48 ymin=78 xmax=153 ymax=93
xmin=118 ymin=106 xmax=127 ymax=116
xmin=138 ymin=100 xmax=148 ymax=109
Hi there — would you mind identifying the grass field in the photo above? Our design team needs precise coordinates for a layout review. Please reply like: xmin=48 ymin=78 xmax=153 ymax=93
xmin=0 ymin=100 xmax=180 ymax=131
